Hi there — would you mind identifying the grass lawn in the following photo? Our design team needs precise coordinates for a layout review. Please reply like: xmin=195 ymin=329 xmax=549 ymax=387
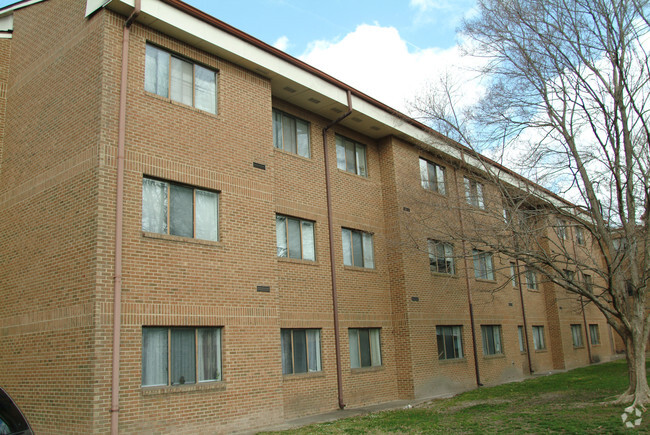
xmin=265 ymin=359 xmax=650 ymax=434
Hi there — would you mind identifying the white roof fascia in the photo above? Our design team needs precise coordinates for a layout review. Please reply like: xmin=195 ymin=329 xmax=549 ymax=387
xmin=86 ymin=0 xmax=112 ymax=17
xmin=0 ymin=0 xmax=46 ymax=18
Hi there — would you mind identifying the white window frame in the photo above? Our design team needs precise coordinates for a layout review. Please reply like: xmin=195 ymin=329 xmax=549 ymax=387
xmin=437 ymin=325 xmax=464 ymax=360
xmin=276 ymin=215 xmax=315 ymax=261
xmin=141 ymin=326 xmax=222 ymax=387
xmin=473 ymin=249 xmax=495 ymax=280
xmin=336 ymin=135 xmax=368 ymax=177
xmin=142 ymin=177 xmax=219 ymax=241
xmin=464 ymin=177 xmax=485 ymax=209
xmin=342 ymin=228 xmax=374 ymax=268
xmin=281 ymin=329 xmax=322 ymax=375
xmin=348 ymin=328 xmax=382 ymax=368
xmin=419 ymin=158 xmax=446 ymax=194
xmin=145 ymin=44 xmax=217 ymax=114
xmin=481 ymin=325 xmax=503 ymax=356
xmin=428 ymin=240 xmax=454 ymax=274
xmin=273 ymin=109 xmax=310 ymax=158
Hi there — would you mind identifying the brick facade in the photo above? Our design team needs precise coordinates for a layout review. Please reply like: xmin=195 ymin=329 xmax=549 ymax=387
xmin=0 ymin=1 xmax=617 ymax=433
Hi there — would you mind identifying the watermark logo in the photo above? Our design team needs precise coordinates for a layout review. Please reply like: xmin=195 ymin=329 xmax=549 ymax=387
xmin=621 ymin=405 xmax=643 ymax=429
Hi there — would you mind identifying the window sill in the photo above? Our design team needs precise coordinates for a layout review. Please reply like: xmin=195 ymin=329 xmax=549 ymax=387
xmin=343 ymin=265 xmax=377 ymax=273
xmin=142 ymin=231 xmax=224 ymax=248
xmin=336 ymin=168 xmax=369 ymax=180
xmin=483 ymin=353 xmax=505 ymax=360
xmin=278 ymin=257 xmax=320 ymax=266
xmin=573 ymin=346 xmax=585 ymax=349
xmin=350 ymin=365 xmax=383 ymax=374
xmin=431 ymin=272 xmax=458 ymax=278
xmin=274 ymin=147 xmax=313 ymax=162
xmin=141 ymin=381 xmax=226 ymax=396
xmin=475 ymin=278 xmax=497 ymax=284
xmin=438 ymin=357 xmax=467 ymax=365
xmin=144 ymin=91 xmax=219 ymax=119
xmin=282 ymin=371 xmax=326 ymax=381
xmin=534 ymin=349 xmax=547 ymax=353
xmin=421 ymin=187 xmax=448 ymax=198
xmin=527 ymin=288 xmax=540 ymax=292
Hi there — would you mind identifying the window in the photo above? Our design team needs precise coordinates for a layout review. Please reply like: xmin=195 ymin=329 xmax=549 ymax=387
xmin=142 ymin=178 xmax=219 ymax=241
xmin=564 ymin=269 xmax=575 ymax=283
xmin=510 ymin=262 xmax=517 ymax=287
xmin=464 ymin=177 xmax=485 ymax=209
xmin=349 ymin=328 xmax=381 ymax=368
xmin=419 ymin=158 xmax=446 ymax=194
xmin=342 ymin=228 xmax=374 ymax=268
xmin=336 ymin=135 xmax=367 ymax=177
xmin=576 ymin=226 xmax=585 ymax=245
xmin=584 ymin=274 xmax=593 ymax=293
xmin=571 ymin=324 xmax=583 ymax=348
xmin=142 ymin=327 xmax=221 ymax=387
xmin=473 ymin=250 xmax=494 ymax=280
xmin=281 ymin=329 xmax=321 ymax=375
xmin=273 ymin=109 xmax=310 ymax=158
xmin=532 ymin=326 xmax=546 ymax=350
xmin=589 ymin=324 xmax=600 ymax=345
xmin=428 ymin=240 xmax=454 ymax=274
xmin=145 ymin=44 xmax=217 ymax=114
xmin=518 ymin=326 xmax=525 ymax=352
xmin=481 ymin=325 xmax=503 ymax=355
xmin=556 ymin=219 xmax=568 ymax=240
xmin=276 ymin=215 xmax=315 ymax=261
xmin=525 ymin=267 xmax=537 ymax=290
xmin=437 ymin=325 xmax=463 ymax=360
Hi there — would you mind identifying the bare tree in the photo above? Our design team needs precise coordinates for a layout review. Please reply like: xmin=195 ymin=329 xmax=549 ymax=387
xmin=412 ymin=0 xmax=650 ymax=406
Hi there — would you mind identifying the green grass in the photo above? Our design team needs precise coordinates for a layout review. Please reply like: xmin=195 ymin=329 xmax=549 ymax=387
xmin=263 ymin=359 xmax=649 ymax=434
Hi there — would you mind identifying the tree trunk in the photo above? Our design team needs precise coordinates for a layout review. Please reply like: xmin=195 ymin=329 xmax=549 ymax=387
xmin=616 ymin=330 xmax=650 ymax=407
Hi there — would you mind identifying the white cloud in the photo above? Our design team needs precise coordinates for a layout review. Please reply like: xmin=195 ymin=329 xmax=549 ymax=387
xmin=299 ymin=24 xmax=483 ymax=114
xmin=273 ymin=36 xmax=289 ymax=52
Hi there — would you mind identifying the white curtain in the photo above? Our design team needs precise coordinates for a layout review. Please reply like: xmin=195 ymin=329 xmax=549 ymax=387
xmin=142 ymin=178 xmax=167 ymax=234
xmin=362 ymin=233 xmax=374 ymax=268
xmin=171 ymin=329 xmax=195 ymax=384
xmin=194 ymin=64 xmax=216 ymax=114
xmin=195 ymin=190 xmax=218 ymax=241
xmin=335 ymin=136 xmax=346 ymax=170
xmin=307 ymin=330 xmax=321 ymax=372
xmin=142 ymin=328 xmax=168 ymax=386
xmin=348 ymin=329 xmax=360 ymax=368
xmin=419 ymin=158 xmax=430 ymax=189
xmin=355 ymin=143 xmax=367 ymax=176
xmin=436 ymin=165 xmax=446 ymax=194
xmin=171 ymin=57 xmax=193 ymax=106
xmin=370 ymin=329 xmax=381 ymax=366
xmin=301 ymin=221 xmax=315 ymax=261
xmin=296 ymin=119 xmax=310 ymax=158
xmin=145 ymin=44 xmax=169 ymax=97
xmin=198 ymin=328 xmax=221 ymax=382
xmin=282 ymin=116 xmax=297 ymax=154
xmin=342 ymin=229 xmax=352 ymax=266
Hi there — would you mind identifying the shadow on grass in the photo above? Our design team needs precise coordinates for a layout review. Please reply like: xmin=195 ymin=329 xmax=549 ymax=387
xmin=262 ymin=359 xmax=648 ymax=434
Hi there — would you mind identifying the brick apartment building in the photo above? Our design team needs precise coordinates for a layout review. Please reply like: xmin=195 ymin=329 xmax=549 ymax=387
xmin=0 ymin=0 xmax=618 ymax=433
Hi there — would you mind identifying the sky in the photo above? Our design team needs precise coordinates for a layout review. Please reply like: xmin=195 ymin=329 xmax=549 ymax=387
xmin=0 ymin=0 xmax=479 ymax=114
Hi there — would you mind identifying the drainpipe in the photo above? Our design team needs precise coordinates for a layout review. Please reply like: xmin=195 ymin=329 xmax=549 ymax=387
xmin=111 ymin=2 xmax=140 ymax=434
xmin=571 ymin=235 xmax=593 ymax=364
xmin=452 ymin=155 xmax=482 ymax=387
xmin=514 ymin=258 xmax=534 ymax=373
xmin=322 ymin=90 xmax=353 ymax=409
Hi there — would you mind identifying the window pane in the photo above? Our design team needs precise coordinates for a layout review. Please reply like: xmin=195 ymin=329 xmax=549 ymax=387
xmin=170 ymin=57 xmax=193 ymax=106
xmin=273 ymin=110 xmax=283 ymax=150
xmin=281 ymin=329 xmax=293 ymax=374
xmin=356 ymin=144 xmax=367 ymax=176
xmin=292 ymin=330 xmax=308 ymax=374
xmin=476 ymin=182 xmax=484 ymax=208
xmin=197 ymin=328 xmax=220 ymax=382
xmin=342 ymin=229 xmax=352 ymax=266
xmin=170 ymin=328 xmax=195 ymax=385
xmin=444 ymin=244 xmax=454 ymax=274
xmin=307 ymin=330 xmax=321 ymax=372
xmin=142 ymin=328 xmax=168 ymax=386
xmin=362 ymin=233 xmax=374 ymax=269
xmin=452 ymin=326 xmax=463 ymax=358
xmin=370 ymin=329 xmax=381 ymax=366
xmin=358 ymin=328 xmax=371 ymax=367
xmin=419 ymin=158 xmax=430 ymax=189
xmin=276 ymin=216 xmax=287 ymax=257
xmin=195 ymin=190 xmax=218 ymax=241
xmin=142 ymin=178 xmax=168 ymax=234
xmin=301 ymin=221 xmax=315 ymax=261
xmin=287 ymin=217 xmax=302 ymax=259
xmin=345 ymin=140 xmax=356 ymax=173
xmin=296 ymin=119 xmax=310 ymax=158
xmin=352 ymin=230 xmax=363 ymax=267
xmin=518 ymin=326 xmax=525 ymax=352
xmin=348 ymin=329 xmax=360 ymax=368
xmin=169 ymin=184 xmax=193 ymax=238
xmin=464 ymin=178 xmax=472 ymax=204
xmin=436 ymin=165 xmax=446 ymax=195
xmin=282 ymin=116 xmax=297 ymax=154
xmin=336 ymin=137 xmax=346 ymax=170
xmin=145 ymin=45 xmax=169 ymax=97
xmin=194 ymin=64 xmax=216 ymax=114
xmin=436 ymin=329 xmax=446 ymax=359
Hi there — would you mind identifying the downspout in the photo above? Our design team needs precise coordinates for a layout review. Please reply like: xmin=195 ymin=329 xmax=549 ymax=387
xmin=452 ymin=153 xmax=482 ymax=387
xmin=322 ymin=90 xmax=353 ymax=409
xmin=571 ymin=236 xmax=593 ymax=364
xmin=111 ymin=2 xmax=140 ymax=434
xmin=514 ymin=258 xmax=534 ymax=373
